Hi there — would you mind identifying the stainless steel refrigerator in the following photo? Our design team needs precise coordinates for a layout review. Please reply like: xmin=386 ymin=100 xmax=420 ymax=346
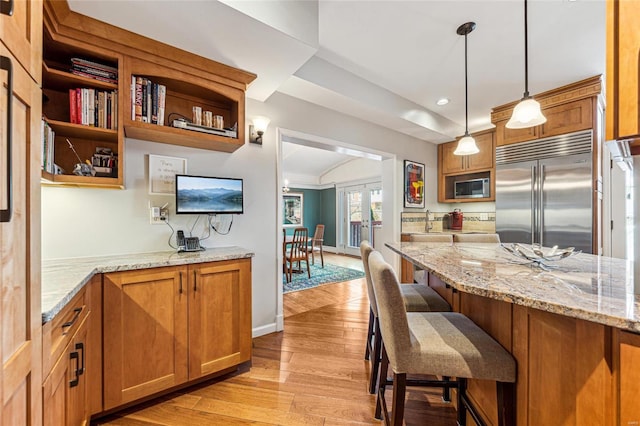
xmin=495 ymin=130 xmax=593 ymax=254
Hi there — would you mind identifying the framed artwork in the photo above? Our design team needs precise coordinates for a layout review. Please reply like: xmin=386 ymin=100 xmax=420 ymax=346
xmin=148 ymin=154 xmax=187 ymax=195
xmin=283 ymin=193 xmax=303 ymax=227
xmin=404 ymin=160 xmax=425 ymax=208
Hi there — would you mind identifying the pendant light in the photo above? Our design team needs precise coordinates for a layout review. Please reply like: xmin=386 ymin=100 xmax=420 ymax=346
xmin=454 ymin=21 xmax=479 ymax=156
xmin=506 ymin=0 xmax=546 ymax=129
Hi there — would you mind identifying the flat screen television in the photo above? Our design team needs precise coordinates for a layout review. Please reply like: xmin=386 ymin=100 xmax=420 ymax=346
xmin=175 ymin=174 xmax=244 ymax=214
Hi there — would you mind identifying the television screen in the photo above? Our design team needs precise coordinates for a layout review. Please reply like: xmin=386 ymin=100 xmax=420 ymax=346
xmin=175 ymin=175 xmax=244 ymax=214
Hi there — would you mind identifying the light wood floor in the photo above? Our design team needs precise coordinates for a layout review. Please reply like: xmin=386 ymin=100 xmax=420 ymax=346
xmin=95 ymin=253 xmax=456 ymax=425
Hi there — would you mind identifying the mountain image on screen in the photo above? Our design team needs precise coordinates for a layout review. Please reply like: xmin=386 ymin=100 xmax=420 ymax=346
xmin=177 ymin=187 xmax=243 ymax=213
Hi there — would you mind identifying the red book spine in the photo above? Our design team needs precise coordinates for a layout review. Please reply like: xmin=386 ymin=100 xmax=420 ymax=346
xmin=76 ymin=88 xmax=82 ymax=125
xmin=69 ymin=89 xmax=77 ymax=124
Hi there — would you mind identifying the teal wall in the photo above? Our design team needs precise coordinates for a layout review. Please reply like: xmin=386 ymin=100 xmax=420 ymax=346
xmin=284 ymin=187 xmax=336 ymax=247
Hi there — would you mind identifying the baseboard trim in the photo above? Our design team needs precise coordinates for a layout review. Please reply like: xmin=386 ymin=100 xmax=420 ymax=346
xmin=276 ymin=314 xmax=284 ymax=331
xmin=252 ymin=323 xmax=278 ymax=338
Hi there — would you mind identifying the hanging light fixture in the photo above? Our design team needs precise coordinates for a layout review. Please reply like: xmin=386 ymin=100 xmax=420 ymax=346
xmin=506 ymin=0 xmax=546 ymax=129
xmin=454 ymin=21 xmax=479 ymax=156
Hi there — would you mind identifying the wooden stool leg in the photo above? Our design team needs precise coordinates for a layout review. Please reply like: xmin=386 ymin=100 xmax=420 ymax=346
xmin=457 ymin=378 xmax=467 ymax=426
xmin=369 ymin=319 xmax=382 ymax=395
xmin=375 ymin=345 xmax=389 ymax=420
xmin=497 ymin=381 xmax=516 ymax=426
xmin=365 ymin=308 xmax=374 ymax=360
xmin=391 ymin=373 xmax=406 ymax=426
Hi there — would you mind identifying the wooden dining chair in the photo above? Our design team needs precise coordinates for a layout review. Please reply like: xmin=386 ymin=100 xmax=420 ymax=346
xmin=307 ymin=224 xmax=325 ymax=267
xmin=284 ymin=227 xmax=311 ymax=282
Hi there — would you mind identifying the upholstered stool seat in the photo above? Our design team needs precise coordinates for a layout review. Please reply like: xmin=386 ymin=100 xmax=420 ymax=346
xmin=368 ymin=250 xmax=517 ymax=426
xmin=453 ymin=233 xmax=501 ymax=243
xmin=360 ymin=240 xmax=450 ymax=396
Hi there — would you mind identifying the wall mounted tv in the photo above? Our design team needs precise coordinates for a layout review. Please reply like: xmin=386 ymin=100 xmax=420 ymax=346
xmin=175 ymin=174 xmax=244 ymax=214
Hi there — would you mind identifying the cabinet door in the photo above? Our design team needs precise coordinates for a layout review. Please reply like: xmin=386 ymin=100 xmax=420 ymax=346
xmin=440 ymin=141 xmax=465 ymax=174
xmin=466 ymin=132 xmax=494 ymax=172
xmin=618 ymin=330 xmax=640 ymax=425
xmin=0 ymin=0 xmax=42 ymax=84
xmin=1 ymin=45 xmax=41 ymax=426
xmin=188 ymin=259 xmax=252 ymax=379
xmin=103 ymin=267 xmax=188 ymax=410
xmin=42 ymin=314 xmax=89 ymax=426
xmin=495 ymin=119 xmax=538 ymax=146
xmin=540 ymin=98 xmax=592 ymax=138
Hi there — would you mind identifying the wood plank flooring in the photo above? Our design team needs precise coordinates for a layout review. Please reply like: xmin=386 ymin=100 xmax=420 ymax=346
xmin=94 ymin=253 xmax=457 ymax=425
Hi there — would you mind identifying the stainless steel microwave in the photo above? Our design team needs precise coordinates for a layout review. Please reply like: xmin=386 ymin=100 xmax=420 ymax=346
xmin=454 ymin=178 xmax=490 ymax=199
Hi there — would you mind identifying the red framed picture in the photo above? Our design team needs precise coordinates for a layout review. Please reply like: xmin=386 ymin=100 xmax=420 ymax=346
xmin=404 ymin=160 xmax=425 ymax=208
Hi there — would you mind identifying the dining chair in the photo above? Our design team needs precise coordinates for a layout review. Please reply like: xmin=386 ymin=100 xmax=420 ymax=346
xmin=307 ymin=224 xmax=325 ymax=267
xmin=453 ymin=233 xmax=501 ymax=243
xmin=360 ymin=241 xmax=450 ymax=395
xmin=284 ymin=227 xmax=311 ymax=283
xmin=368 ymin=250 xmax=516 ymax=426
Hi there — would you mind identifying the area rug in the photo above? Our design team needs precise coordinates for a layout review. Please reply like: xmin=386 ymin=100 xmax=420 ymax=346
xmin=283 ymin=262 xmax=365 ymax=293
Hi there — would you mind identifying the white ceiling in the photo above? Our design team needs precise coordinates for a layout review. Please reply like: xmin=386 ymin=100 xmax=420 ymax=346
xmin=68 ymin=0 xmax=606 ymax=179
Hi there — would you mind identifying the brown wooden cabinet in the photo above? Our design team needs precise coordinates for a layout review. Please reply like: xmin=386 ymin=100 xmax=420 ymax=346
xmin=606 ymin=0 xmax=640 ymax=142
xmin=103 ymin=259 xmax=252 ymax=411
xmin=616 ymin=330 xmax=640 ymax=425
xmin=41 ymin=0 xmax=256 ymax=189
xmin=1 ymin=4 xmax=43 ymax=424
xmin=438 ymin=129 xmax=495 ymax=203
xmin=42 ymin=289 xmax=94 ymax=426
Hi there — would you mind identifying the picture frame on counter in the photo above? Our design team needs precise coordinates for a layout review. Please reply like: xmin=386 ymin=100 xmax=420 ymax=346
xmin=404 ymin=160 xmax=425 ymax=208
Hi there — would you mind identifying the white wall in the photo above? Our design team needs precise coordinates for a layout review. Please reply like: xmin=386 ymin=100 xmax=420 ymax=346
xmin=42 ymin=91 xmax=438 ymax=337
xmin=321 ymin=157 xmax=382 ymax=185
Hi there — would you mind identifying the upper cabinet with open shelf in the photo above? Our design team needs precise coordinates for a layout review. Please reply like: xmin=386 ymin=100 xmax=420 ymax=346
xmin=42 ymin=0 xmax=256 ymax=188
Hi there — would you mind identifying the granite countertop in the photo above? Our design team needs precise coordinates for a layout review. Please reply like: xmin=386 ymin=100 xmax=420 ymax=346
xmin=386 ymin=241 xmax=640 ymax=333
xmin=42 ymin=247 xmax=254 ymax=324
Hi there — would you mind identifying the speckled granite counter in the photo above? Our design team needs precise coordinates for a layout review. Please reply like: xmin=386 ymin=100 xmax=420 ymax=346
xmin=42 ymin=247 xmax=254 ymax=324
xmin=386 ymin=241 xmax=640 ymax=333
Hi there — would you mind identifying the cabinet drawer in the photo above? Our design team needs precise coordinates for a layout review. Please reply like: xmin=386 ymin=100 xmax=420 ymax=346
xmin=43 ymin=286 xmax=89 ymax=378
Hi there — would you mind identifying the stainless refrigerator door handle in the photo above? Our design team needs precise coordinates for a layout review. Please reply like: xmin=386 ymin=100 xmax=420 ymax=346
xmin=531 ymin=165 xmax=536 ymax=245
xmin=0 ymin=55 xmax=12 ymax=223
xmin=539 ymin=165 xmax=545 ymax=246
xmin=1 ymin=0 xmax=13 ymax=16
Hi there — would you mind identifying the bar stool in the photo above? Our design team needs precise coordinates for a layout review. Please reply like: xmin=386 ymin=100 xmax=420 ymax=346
xmin=360 ymin=240 xmax=450 ymax=395
xmin=368 ymin=250 xmax=516 ymax=426
xmin=453 ymin=233 xmax=501 ymax=243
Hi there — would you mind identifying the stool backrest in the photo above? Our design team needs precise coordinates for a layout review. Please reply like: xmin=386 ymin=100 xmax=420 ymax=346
xmin=453 ymin=233 xmax=500 ymax=243
xmin=360 ymin=240 xmax=378 ymax=317
xmin=368 ymin=250 xmax=411 ymax=372
xmin=409 ymin=234 xmax=453 ymax=243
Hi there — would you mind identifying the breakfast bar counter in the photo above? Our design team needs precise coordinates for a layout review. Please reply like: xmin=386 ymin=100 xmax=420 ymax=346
xmin=386 ymin=241 xmax=640 ymax=426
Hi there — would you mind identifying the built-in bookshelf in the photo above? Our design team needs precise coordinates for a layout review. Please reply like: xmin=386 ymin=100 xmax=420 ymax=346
xmin=41 ymin=29 xmax=124 ymax=188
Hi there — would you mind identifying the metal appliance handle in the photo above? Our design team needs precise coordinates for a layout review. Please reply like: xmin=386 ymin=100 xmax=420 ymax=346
xmin=539 ymin=165 xmax=545 ymax=246
xmin=0 ymin=55 xmax=12 ymax=223
xmin=1 ymin=0 xmax=13 ymax=16
xmin=531 ymin=165 xmax=536 ymax=245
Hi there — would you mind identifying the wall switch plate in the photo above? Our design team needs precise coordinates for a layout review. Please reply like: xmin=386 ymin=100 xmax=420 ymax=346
xmin=150 ymin=207 xmax=168 ymax=225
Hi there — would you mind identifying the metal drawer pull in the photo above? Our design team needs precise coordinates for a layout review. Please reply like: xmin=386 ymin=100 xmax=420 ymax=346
xmin=0 ymin=55 xmax=13 ymax=223
xmin=69 ymin=351 xmax=79 ymax=387
xmin=193 ymin=271 xmax=197 ymax=292
xmin=179 ymin=272 xmax=183 ymax=294
xmin=61 ymin=307 xmax=82 ymax=330
xmin=75 ymin=342 xmax=85 ymax=375
xmin=1 ymin=0 xmax=13 ymax=16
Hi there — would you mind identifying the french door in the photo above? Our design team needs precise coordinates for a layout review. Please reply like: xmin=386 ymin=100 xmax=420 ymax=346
xmin=339 ymin=183 xmax=382 ymax=256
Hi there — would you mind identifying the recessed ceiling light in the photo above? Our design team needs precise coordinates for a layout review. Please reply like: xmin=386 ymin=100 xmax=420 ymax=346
xmin=436 ymin=98 xmax=449 ymax=106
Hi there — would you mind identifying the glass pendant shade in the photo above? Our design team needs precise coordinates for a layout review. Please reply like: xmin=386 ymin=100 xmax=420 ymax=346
xmin=453 ymin=134 xmax=479 ymax=155
xmin=506 ymin=97 xmax=546 ymax=129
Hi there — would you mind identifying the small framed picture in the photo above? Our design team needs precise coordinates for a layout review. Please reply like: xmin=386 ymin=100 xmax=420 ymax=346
xmin=283 ymin=193 xmax=303 ymax=228
xmin=148 ymin=154 xmax=187 ymax=195
xmin=404 ymin=160 xmax=425 ymax=208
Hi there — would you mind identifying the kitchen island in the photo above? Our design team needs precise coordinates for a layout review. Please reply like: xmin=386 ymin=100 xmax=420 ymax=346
xmin=386 ymin=241 xmax=639 ymax=426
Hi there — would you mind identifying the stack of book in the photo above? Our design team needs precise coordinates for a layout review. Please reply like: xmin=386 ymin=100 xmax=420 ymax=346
xmin=131 ymin=76 xmax=167 ymax=125
xmin=71 ymin=58 xmax=118 ymax=84
xmin=69 ymin=88 xmax=118 ymax=129
xmin=41 ymin=118 xmax=55 ymax=174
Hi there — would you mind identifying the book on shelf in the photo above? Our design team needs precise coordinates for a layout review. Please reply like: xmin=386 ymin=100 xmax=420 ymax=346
xmin=41 ymin=118 xmax=55 ymax=174
xmin=70 ymin=57 xmax=118 ymax=84
xmin=68 ymin=87 xmax=118 ymax=129
xmin=131 ymin=75 xmax=166 ymax=126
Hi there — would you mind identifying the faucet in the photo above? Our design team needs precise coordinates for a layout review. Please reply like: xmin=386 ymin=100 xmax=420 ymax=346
xmin=425 ymin=209 xmax=433 ymax=233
